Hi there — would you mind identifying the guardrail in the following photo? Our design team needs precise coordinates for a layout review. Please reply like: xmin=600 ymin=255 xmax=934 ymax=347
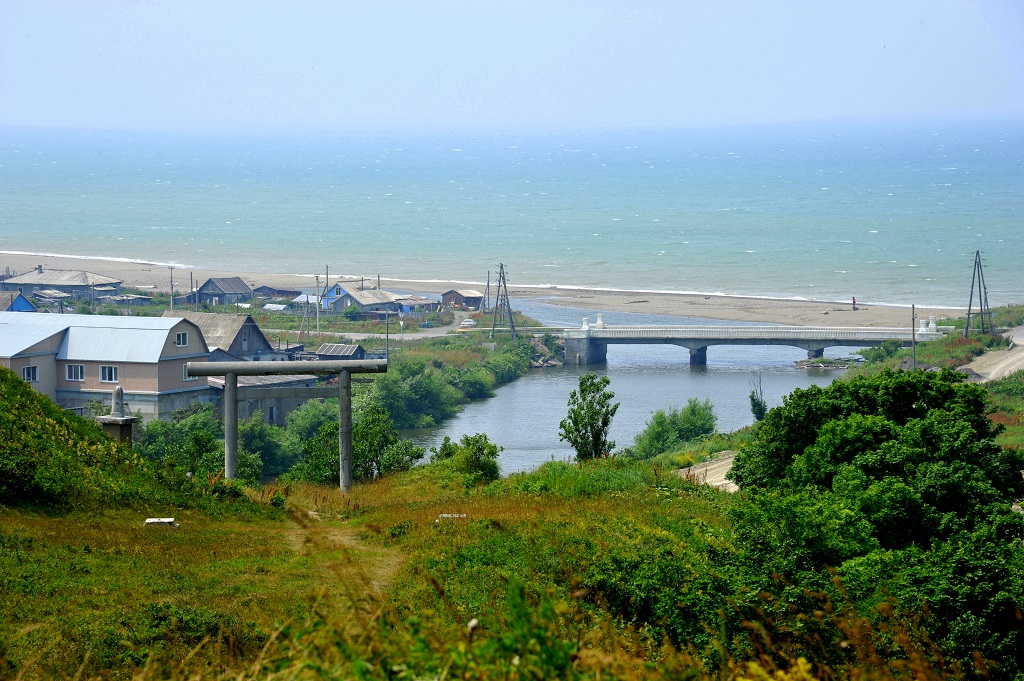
xmin=563 ymin=326 xmax=949 ymax=342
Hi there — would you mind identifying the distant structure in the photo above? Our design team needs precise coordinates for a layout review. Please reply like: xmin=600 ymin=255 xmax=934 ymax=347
xmin=0 ymin=292 xmax=36 ymax=312
xmin=0 ymin=266 xmax=122 ymax=299
xmin=442 ymin=289 xmax=484 ymax=310
xmin=964 ymin=250 xmax=994 ymax=337
xmin=489 ymin=263 xmax=517 ymax=340
xmin=193 ymin=277 xmax=253 ymax=306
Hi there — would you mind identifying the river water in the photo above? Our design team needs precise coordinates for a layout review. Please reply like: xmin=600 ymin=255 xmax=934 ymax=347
xmin=411 ymin=298 xmax=848 ymax=473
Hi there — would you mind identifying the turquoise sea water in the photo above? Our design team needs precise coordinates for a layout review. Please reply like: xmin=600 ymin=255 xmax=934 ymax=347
xmin=1 ymin=121 xmax=1022 ymax=306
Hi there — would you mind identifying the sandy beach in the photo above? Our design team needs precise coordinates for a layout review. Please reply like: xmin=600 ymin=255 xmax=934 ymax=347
xmin=1 ymin=252 xmax=962 ymax=327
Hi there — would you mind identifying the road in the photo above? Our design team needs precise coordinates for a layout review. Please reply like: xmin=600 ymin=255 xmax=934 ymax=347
xmin=963 ymin=325 xmax=1024 ymax=381
xmin=675 ymin=451 xmax=738 ymax=492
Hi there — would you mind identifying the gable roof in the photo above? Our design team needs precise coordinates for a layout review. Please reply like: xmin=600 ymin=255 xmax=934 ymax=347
xmin=3 ymin=269 xmax=121 ymax=287
xmin=198 ymin=277 xmax=252 ymax=295
xmin=0 ymin=311 xmax=205 ymax=361
xmin=344 ymin=289 xmax=397 ymax=306
xmin=444 ymin=289 xmax=484 ymax=298
xmin=162 ymin=311 xmax=265 ymax=351
xmin=0 ymin=292 xmax=36 ymax=311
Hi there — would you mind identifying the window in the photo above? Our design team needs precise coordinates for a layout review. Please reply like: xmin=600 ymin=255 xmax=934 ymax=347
xmin=22 ymin=366 xmax=38 ymax=383
xmin=100 ymin=365 xmax=119 ymax=383
xmin=182 ymin=363 xmax=197 ymax=381
xmin=66 ymin=364 xmax=85 ymax=381
xmin=175 ymin=331 xmax=188 ymax=347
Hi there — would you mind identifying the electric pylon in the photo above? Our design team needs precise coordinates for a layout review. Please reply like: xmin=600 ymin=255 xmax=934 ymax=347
xmin=964 ymin=250 xmax=994 ymax=337
xmin=490 ymin=263 xmax=517 ymax=340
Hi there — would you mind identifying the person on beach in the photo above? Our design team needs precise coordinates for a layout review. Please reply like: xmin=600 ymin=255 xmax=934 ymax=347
xmin=852 ymin=296 xmax=857 ymax=310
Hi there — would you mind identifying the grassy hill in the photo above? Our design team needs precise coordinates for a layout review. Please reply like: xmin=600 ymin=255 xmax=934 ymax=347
xmin=2 ymin=365 xmax=1022 ymax=679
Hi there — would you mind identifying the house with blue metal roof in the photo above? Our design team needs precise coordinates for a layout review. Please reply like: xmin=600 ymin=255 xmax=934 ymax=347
xmin=0 ymin=311 xmax=212 ymax=421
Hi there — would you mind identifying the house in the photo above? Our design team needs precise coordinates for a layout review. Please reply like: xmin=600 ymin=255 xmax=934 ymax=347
xmin=206 ymin=374 xmax=318 ymax=427
xmin=253 ymin=285 xmax=302 ymax=300
xmin=0 ymin=266 xmax=122 ymax=300
xmin=0 ymin=311 xmax=212 ymax=422
xmin=393 ymin=295 xmax=440 ymax=315
xmin=97 ymin=293 xmax=153 ymax=307
xmin=315 ymin=343 xmax=365 ymax=360
xmin=162 ymin=311 xmax=284 ymax=361
xmin=0 ymin=292 xmax=37 ymax=312
xmin=441 ymin=289 xmax=484 ymax=310
xmin=194 ymin=277 xmax=253 ymax=305
xmin=333 ymin=288 xmax=400 ymax=315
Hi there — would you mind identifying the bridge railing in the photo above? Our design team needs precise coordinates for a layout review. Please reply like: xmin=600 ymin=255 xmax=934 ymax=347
xmin=565 ymin=326 xmax=949 ymax=342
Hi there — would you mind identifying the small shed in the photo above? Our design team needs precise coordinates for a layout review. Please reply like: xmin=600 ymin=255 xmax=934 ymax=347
xmin=441 ymin=289 xmax=484 ymax=310
xmin=254 ymin=285 xmax=302 ymax=300
xmin=315 ymin=343 xmax=366 ymax=360
xmin=194 ymin=277 xmax=253 ymax=305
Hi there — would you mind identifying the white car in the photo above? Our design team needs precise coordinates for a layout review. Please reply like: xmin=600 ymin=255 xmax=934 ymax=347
xmin=459 ymin=318 xmax=478 ymax=328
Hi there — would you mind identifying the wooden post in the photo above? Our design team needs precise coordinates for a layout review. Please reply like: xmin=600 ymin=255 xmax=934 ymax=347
xmin=338 ymin=370 xmax=352 ymax=493
xmin=224 ymin=372 xmax=238 ymax=479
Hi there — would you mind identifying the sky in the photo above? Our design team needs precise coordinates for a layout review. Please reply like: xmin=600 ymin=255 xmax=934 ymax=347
xmin=1 ymin=0 xmax=1022 ymax=133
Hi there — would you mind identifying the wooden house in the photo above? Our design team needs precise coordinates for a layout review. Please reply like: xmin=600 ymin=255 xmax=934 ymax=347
xmin=441 ymin=289 xmax=484 ymax=310
xmin=194 ymin=277 xmax=253 ymax=305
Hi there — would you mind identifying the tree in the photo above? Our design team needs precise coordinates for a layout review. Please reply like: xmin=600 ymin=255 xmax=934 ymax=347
xmin=631 ymin=398 xmax=717 ymax=459
xmin=430 ymin=433 xmax=502 ymax=484
xmin=749 ymin=373 xmax=768 ymax=422
xmin=559 ymin=373 xmax=619 ymax=461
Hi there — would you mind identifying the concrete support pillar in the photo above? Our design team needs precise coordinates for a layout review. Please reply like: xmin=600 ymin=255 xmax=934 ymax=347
xmin=338 ymin=370 xmax=352 ymax=494
xmin=806 ymin=348 xmax=825 ymax=359
xmin=224 ymin=372 xmax=238 ymax=480
xmin=689 ymin=346 xmax=707 ymax=365
xmin=589 ymin=342 xmax=608 ymax=365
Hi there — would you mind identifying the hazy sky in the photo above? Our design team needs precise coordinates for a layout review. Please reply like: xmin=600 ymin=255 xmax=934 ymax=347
xmin=2 ymin=0 xmax=1022 ymax=133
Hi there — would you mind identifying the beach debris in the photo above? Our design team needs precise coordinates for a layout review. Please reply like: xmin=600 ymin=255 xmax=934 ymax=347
xmin=144 ymin=517 xmax=178 ymax=527
xmin=435 ymin=513 xmax=468 ymax=523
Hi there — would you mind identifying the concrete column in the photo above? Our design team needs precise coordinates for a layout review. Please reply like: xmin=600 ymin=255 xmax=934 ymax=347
xmin=806 ymin=348 xmax=825 ymax=359
xmin=689 ymin=346 xmax=707 ymax=365
xmin=338 ymin=370 xmax=352 ymax=494
xmin=224 ymin=373 xmax=238 ymax=479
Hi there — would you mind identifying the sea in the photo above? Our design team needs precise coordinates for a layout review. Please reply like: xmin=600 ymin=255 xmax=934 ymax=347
xmin=2 ymin=121 xmax=1022 ymax=307
xmin=2 ymin=121 xmax=1022 ymax=472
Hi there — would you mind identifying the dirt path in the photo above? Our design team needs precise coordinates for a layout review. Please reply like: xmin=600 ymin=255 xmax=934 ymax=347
xmin=676 ymin=451 xmax=738 ymax=492
xmin=963 ymin=326 xmax=1024 ymax=381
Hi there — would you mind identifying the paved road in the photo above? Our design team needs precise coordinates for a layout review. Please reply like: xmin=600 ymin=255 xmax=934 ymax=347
xmin=675 ymin=451 xmax=738 ymax=492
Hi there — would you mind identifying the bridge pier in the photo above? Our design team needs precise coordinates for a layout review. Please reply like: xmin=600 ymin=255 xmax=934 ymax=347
xmin=689 ymin=346 xmax=707 ymax=365
xmin=564 ymin=336 xmax=607 ymax=365
xmin=806 ymin=348 xmax=825 ymax=359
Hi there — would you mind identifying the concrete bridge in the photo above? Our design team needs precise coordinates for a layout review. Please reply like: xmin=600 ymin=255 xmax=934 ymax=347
xmin=562 ymin=314 xmax=953 ymax=365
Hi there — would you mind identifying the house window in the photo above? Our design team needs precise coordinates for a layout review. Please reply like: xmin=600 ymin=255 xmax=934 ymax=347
xmin=175 ymin=331 xmax=188 ymax=347
xmin=183 ymin=364 xmax=197 ymax=381
xmin=22 ymin=366 xmax=38 ymax=383
xmin=100 ymin=365 xmax=119 ymax=383
xmin=66 ymin=364 xmax=85 ymax=381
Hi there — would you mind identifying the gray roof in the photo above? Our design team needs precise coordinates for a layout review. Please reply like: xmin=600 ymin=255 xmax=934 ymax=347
xmin=446 ymin=289 xmax=484 ymax=298
xmin=208 ymin=374 xmax=317 ymax=389
xmin=0 ymin=311 xmax=204 ymax=361
xmin=162 ymin=311 xmax=258 ymax=350
xmin=198 ymin=277 xmax=252 ymax=295
xmin=0 ymin=292 xmax=34 ymax=310
xmin=3 ymin=269 xmax=122 ymax=287
xmin=344 ymin=289 xmax=397 ymax=306
xmin=316 ymin=343 xmax=362 ymax=357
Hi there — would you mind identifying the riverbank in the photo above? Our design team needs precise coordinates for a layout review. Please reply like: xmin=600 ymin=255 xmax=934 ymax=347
xmin=1 ymin=251 xmax=961 ymax=327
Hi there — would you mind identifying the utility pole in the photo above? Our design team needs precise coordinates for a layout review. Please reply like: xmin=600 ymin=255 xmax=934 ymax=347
xmin=169 ymin=266 xmax=174 ymax=311
xmin=485 ymin=271 xmax=490 ymax=312
xmin=314 ymin=273 xmax=321 ymax=335
xmin=911 ymin=304 xmax=917 ymax=370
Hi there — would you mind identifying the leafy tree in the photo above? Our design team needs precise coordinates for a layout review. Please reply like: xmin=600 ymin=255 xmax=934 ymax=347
xmin=559 ymin=374 xmax=619 ymax=461
xmin=285 ymin=398 xmax=338 ymax=442
xmin=632 ymin=398 xmax=717 ymax=459
xmin=286 ymin=400 xmax=424 ymax=485
xmin=430 ymin=433 xmax=502 ymax=484
xmin=238 ymin=410 xmax=298 ymax=479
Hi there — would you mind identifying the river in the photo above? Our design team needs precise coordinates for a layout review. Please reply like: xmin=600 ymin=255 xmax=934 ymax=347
xmin=410 ymin=298 xmax=850 ymax=474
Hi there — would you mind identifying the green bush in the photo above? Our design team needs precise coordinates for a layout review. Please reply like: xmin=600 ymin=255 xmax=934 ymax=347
xmin=430 ymin=433 xmax=502 ymax=484
xmin=631 ymin=398 xmax=717 ymax=459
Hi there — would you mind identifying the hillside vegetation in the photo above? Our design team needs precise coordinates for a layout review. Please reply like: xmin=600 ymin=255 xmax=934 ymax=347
xmin=2 ymin=362 xmax=1023 ymax=679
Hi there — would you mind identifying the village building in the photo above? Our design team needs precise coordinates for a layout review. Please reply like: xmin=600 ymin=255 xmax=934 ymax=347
xmin=253 ymin=285 xmax=302 ymax=300
xmin=441 ymin=289 xmax=485 ymax=310
xmin=333 ymin=288 xmax=400 ymax=315
xmin=393 ymin=295 xmax=441 ymax=315
xmin=0 ymin=292 xmax=36 ymax=312
xmin=162 ymin=311 xmax=286 ymax=361
xmin=314 ymin=343 xmax=366 ymax=361
xmin=0 ymin=266 xmax=123 ymax=300
xmin=193 ymin=277 xmax=253 ymax=306
xmin=97 ymin=293 xmax=153 ymax=307
xmin=0 ymin=311 xmax=211 ymax=422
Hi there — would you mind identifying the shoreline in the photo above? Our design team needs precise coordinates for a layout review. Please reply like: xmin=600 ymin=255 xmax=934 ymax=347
xmin=1 ymin=251 xmax=967 ymax=327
